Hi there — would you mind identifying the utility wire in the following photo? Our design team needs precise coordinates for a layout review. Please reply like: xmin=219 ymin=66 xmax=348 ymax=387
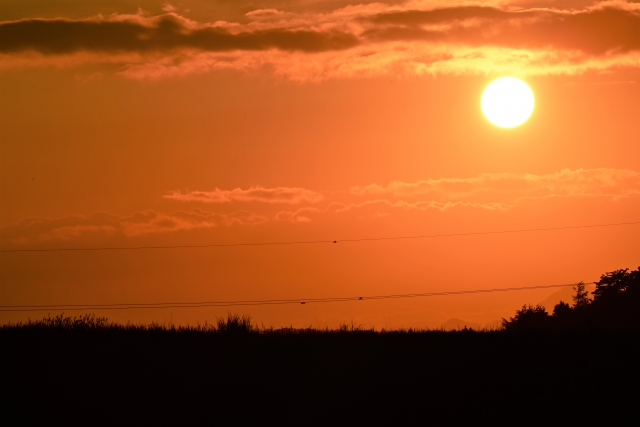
xmin=0 ymin=221 xmax=638 ymax=254
xmin=0 ymin=282 xmax=593 ymax=312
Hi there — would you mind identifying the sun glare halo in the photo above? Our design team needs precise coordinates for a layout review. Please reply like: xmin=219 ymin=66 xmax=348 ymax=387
xmin=481 ymin=77 xmax=534 ymax=128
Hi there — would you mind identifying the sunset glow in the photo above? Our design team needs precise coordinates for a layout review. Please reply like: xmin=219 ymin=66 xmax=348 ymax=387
xmin=0 ymin=0 xmax=639 ymax=330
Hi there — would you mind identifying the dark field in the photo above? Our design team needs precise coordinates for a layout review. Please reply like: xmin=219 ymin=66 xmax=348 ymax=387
xmin=2 ymin=315 xmax=639 ymax=426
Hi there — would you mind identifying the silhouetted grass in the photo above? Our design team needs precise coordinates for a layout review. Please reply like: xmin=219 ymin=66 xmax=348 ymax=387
xmin=2 ymin=312 xmax=499 ymax=335
xmin=3 ymin=265 xmax=639 ymax=425
xmin=2 ymin=312 xmax=639 ymax=425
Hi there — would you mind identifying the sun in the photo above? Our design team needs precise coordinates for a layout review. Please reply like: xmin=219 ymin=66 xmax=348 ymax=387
xmin=481 ymin=77 xmax=534 ymax=128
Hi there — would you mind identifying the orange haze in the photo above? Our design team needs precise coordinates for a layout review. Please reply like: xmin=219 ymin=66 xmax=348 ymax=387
xmin=1 ymin=0 xmax=639 ymax=328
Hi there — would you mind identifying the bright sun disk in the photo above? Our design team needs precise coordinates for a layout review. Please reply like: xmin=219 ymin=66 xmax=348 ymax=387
xmin=481 ymin=77 xmax=534 ymax=128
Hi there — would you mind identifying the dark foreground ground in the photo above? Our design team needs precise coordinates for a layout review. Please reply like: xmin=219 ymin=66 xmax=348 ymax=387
xmin=2 ymin=323 xmax=640 ymax=426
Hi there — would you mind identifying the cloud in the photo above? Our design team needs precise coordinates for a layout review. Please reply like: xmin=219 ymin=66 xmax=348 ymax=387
xmin=122 ymin=209 xmax=268 ymax=235
xmin=122 ymin=48 xmax=639 ymax=83
xmin=0 ymin=13 xmax=358 ymax=55
xmin=325 ymin=168 xmax=640 ymax=217
xmin=1 ymin=2 xmax=639 ymax=80
xmin=162 ymin=3 xmax=177 ymax=13
xmin=164 ymin=186 xmax=324 ymax=204
xmin=365 ymin=5 xmax=640 ymax=54
xmin=351 ymin=168 xmax=640 ymax=203
xmin=3 ymin=168 xmax=636 ymax=244
xmin=0 ymin=209 xmax=267 ymax=244
xmin=274 ymin=207 xmax=320 ymax=222
xmin=113 ymin=42 xmax=639 ymax=81
xmin=327 ymin=199 xmax=508 ymax=214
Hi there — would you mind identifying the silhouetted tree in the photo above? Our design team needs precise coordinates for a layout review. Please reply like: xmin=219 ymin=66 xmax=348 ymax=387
xmin=550 ymin=300 xmax=574 ymax=329
xmin=552 ymin=301 xmax=572 ymax=317
xmin=572 ymin=282 xmax=590 ymax=308
xmin=502 ymin=304 xmax=548 ymax=331
xmin=589 ymin=267 xmax=640 ymax=330
xmin=592 ymin=268 xmax=639 ymax=302
xmin=498 ymin=267 xmax=640 ymax=332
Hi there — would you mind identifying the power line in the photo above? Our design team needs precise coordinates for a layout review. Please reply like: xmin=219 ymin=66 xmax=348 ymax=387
xmin=1 ymin=221 xmax=638 ymax=254
xmin=0 ymin=281 xmax=592 ymax=312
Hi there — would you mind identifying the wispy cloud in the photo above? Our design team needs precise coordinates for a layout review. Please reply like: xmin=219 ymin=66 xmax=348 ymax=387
xmin=1 ymin=2 xmax=638 ymax=80
xmin=274 ymin=207 xmax=321 ymax=223
xmin=351 ymin=168 xmax=640 ymax=203
xmin=328 ymin=199 xmax=508 ymax=213
xmin=164 ymin=186 xmax=324 ymax=204
xmin=0 ymin=209 xmax=267 ymax=244
xmin=3 ymin=168 xmax=638 ymax=244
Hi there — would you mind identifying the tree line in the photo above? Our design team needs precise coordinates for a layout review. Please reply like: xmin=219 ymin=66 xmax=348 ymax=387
xmin=502 ymin=266 xmax=640 ymax=331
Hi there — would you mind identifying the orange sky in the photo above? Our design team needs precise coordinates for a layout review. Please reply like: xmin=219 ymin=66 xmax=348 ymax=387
xmin=1 ymin=0 xmax=639 ymax=328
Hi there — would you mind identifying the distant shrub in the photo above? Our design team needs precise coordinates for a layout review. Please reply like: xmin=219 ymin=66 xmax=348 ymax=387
xmin=552 ymin=301 xmax=572 ymax=317
xmin=216 ymin=313 xmax=255 ymax=335
xmin=501 ymin=304 xmax=549 ymax=331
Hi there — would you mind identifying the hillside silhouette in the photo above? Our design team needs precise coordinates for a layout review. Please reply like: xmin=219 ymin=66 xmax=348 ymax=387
xmin=2 ymin=266 xmax=639 ymax=425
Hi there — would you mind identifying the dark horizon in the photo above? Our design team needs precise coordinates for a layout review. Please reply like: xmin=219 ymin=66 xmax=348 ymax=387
xmin=3 ymin=265 xmax=639 ymax=424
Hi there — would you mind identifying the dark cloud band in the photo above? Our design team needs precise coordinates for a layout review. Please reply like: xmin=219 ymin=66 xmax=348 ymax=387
xmin=0 ymin=14 xmax=359 ymax=54
xmin=366 ymin=6 xmax=640 ymax=54
xmin=1 ymin=6 xmax=638 ymax=57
